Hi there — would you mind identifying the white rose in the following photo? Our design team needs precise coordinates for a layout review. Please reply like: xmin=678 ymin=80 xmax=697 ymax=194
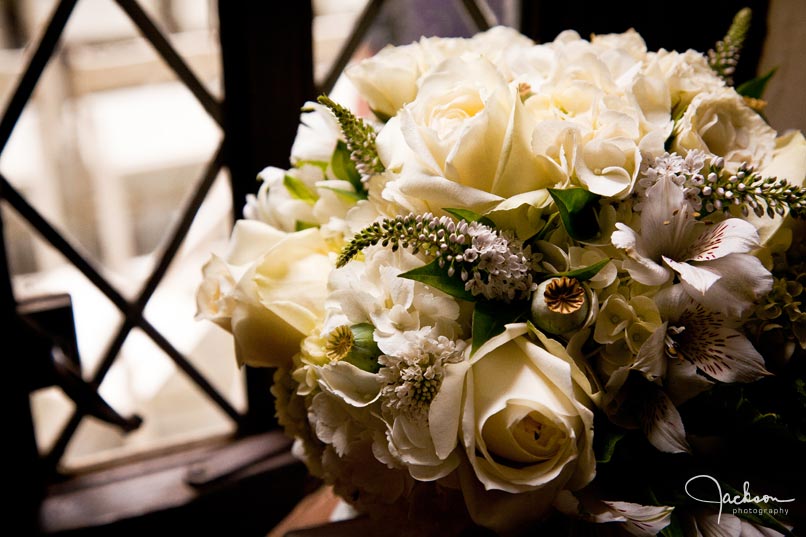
xmin=576 ymin=134 xmax=642 ymax=197
xmin=345 ymin=30 xmax=534 ymax=119
xmin=376 ymin=56 xmax=550 ymax=213
xmin=752 ymin=130 xmax=806 ymax=244
xmin=591 ymin=29 xmax=648 ymax=62
xmin=672 ymin=88 xmax=777 ymax=170
xmin=651 ymin=49 xmax=726 ymax=108
xmin=196 ymin=219 xmax=284 ymax=333
xmin=308 ymin=391 xmax=411 ymax=507
xmin=431 ymin=324 xmax=596 ymax=532
xmin=231 ymin=227 xmax=334 ymax=369
xmin=345 ymin=36 xmax=472 ymax=120
xmin=469 ymin=25 xmax=534 ymax=80
xmin=346 ymin=42 xmax=424 ymax=120
xmin=195 ymin=254 xmax=237 ymax=331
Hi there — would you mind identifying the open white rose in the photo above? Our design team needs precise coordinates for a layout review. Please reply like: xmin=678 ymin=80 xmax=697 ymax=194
xmin=345 ymin=42 xmax=424 ymax=120
xmin=345 ymin=35 xmax=473 ymax=120
xmin=221 ymin=226 xmax=335 ymax=369
xmin=431 ymin=324 xmax=596 ymax=531
xmin=376 ymin=55 xmax=551 ymax=213
xmin=672 ymin=87 xmax=777 ymax=170
xmin=195 ymin=219 xmax=284 ymax=343
xmin=346 ymin=27 xmax=532 ymax=121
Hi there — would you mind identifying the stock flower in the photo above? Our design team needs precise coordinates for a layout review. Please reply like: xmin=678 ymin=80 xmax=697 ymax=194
xmin=308 ymin=391 xmax=411 ymax=507
xmin=612 ymin=175 xmax=772 ymax=316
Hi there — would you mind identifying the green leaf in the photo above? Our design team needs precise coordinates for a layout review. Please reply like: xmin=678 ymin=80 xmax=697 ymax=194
xmin=293 ymin=159 xmax=329 ymax=172
xmin=283 ymin=174 xmax=318 ymax=204
xmin=596 ymin=428 xmax=626 ymax=464
xmin=318 ymin=185 xmax=367 ymax=202
xmin=399 ymin=259 xmax=476 ymax=302
xmin=331 ymin=140 xmax=362 ymax=191
xmin=532 ymin=212 xmax=559 ymax=242
xmin=443 ymin=207 xmax=495 ymax=227
xmin=737 ymin=67 xmax=777 ymax=99
xmin=554 ymin=258 xmax=610 ymax=282
xmin=659 ymin=514 xmax=686 ymax=537
xmin=548 ymin=188 xmax=601 ymax=241
xmin=294 ymin=220 xmax=318 ymax=231
xmin=472 ymin=300 xmax=529 ymax=353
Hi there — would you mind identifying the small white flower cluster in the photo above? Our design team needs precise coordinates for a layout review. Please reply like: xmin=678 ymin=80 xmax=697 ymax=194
xmin=340 ymin=212 xmax=535 ymax=302
xmin=378 ymin=331 xmax=466 ymax=420
xmin=634 ymin=150 xmax=708 ymax=211
xmin=461 ymin=223 xmax=535 ymax=301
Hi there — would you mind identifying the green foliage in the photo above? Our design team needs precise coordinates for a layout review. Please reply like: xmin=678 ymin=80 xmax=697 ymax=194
xmin=708 ymin=7 xmax=752 ymax=86
xmin=737 ymin=67 xmax=777 ymax=99
xmin=553 ymin=258 xmax=610 ymax=282
xmin=318 ymin=94 xmax=384 ymax=186
xmin=399 ymin=260 xmax=476 ymax=302
xmin=443 ymin=207 xmax=495 ymax=227
xmin=330 ymin=140 xmax=363 ymax=191
xmin=471 ymin=299 xmax=529 ymax=353
xmin=283 ymin=174 xmax=317 ymax=204
xmin=294 ymin=220 xmax=318 ymax=231
xmin=548 ymin=188 xmax=601 ymax=240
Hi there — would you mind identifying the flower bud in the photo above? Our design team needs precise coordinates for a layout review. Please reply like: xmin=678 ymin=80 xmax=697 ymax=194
xmin=530 ymin=277 xmax=589 ymax=335
xmin=326 ymin=323 xmax=382 ymax=373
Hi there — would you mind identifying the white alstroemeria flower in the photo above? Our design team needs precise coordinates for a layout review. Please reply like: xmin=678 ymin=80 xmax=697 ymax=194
xmin=555 ymin=490 xmax=674 ymax=537
xmin=634 ymin=285 xmax=769 ymax=386
xmin=612 ymin=176 xmax=772 ymax=316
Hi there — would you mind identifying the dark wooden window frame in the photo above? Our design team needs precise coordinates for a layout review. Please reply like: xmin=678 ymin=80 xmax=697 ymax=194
xmin=0 ymin=1 xmax=499 ymax=533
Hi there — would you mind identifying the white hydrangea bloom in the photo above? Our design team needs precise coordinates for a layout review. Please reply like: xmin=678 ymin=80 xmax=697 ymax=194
xmin=324 ymin=246 xmax=464 ymax=348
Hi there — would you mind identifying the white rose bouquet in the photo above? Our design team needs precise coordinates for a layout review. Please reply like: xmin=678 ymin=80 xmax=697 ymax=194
xmin=198 ymin=9 xmax=806 ymax=536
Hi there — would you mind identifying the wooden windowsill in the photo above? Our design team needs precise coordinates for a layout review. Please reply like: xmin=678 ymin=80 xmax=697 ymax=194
xmin=39 ymin=431 xmax=312 ymax=535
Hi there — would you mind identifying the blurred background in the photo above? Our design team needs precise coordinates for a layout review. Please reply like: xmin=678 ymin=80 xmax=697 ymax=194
xmin=1 ymin=0 xmax=803 ymax=534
